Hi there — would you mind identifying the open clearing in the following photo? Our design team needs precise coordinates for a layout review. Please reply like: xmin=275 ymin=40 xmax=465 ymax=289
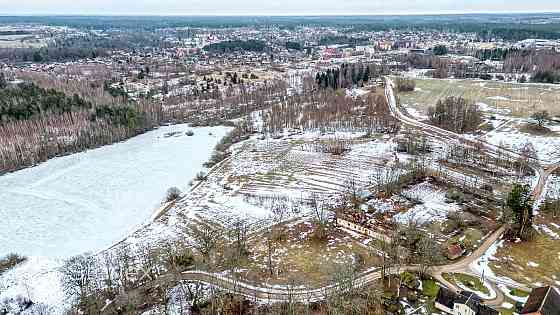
xmin=398 ymin=78 xmax=560 ymax=163
xmin=399 ymin=78 xmax=560 ymax=118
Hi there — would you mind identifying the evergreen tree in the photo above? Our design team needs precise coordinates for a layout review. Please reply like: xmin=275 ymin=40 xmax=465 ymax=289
xmin=0 ymin=73 xmax=7 ymax=89
xmin=506 ymin=183 xmax=534 ymax=240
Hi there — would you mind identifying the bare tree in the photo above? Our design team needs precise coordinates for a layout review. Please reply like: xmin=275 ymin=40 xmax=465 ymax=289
xmin=415 ymin=233 xmax=444 ymax=277
xmin=60 ymin=254 xmax=98 ymax=307
xmin=186 ymin=221 xmax=221 ymax=268
xmin=531 ymin=110 xmax=550 ymax=127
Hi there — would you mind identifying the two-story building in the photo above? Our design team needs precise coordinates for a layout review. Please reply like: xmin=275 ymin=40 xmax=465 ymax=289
xmin=435 ymin=288 xmax=499 ymax=315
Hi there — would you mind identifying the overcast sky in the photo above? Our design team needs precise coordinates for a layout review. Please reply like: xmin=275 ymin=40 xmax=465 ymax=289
xmin=1 ymin=0 xmax=559 ymax=15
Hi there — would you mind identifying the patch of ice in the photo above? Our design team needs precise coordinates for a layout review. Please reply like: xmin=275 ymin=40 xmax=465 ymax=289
xmin=0 ymin=125 xmax=232 ymax=258
xmin=527 ymin=261 xmax=540 ymax=267
xmin=501 ymin=302 xmax=514 ymax=309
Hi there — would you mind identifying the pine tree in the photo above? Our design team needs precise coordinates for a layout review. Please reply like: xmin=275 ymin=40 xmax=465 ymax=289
xmin=506 ymin=183 xmax=533 ymax=240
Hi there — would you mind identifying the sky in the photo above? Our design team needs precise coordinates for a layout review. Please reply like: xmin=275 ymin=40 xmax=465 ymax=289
xmin=1 ymin=0 xmax=559 ymax=15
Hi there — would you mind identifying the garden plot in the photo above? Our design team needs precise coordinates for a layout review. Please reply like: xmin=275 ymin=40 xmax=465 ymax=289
xmin=394 ymin=180 xmax=460 ymax=224
xmin=226 ymin=134 xmax=398 ymax=200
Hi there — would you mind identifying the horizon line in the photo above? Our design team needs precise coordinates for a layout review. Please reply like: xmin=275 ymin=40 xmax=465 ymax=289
xmin=1 ymin=10 xmax=560 ymax=17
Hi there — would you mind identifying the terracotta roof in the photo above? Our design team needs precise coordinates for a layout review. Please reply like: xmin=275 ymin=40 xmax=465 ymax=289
xmin=521 ymin=286 xmax=560 ymax=315
xmin=447 ymin=244 xmax=464 ymax=259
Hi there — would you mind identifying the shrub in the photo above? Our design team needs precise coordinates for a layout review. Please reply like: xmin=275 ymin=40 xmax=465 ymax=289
xmin=166 ymin=187 xmax=182 ymax=202
xmin=0 ymin=253 xmax=27 ymax=275
xmin=395 ymin=78 xmax=416 ymax=92
xmin=166 ymin=248 xmax=194 ymax=269
xmin=531 ymin=70 xmax=559 ymax=84
xmin=195 ymin=171 xmax=207 ymax=181
xmin=446 ymin=189 xmax=465 ymax=203
xmin=422 ymin=279 xmax=440 ymax=298
xmin=401 ymin=271 xmax=419 ymax=289
xmin=185 ymin=130 xmax=194 ymax=136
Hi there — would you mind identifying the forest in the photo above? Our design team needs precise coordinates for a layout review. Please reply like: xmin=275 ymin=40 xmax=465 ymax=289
xmin=0 ymin=71 xmax=162 ymax=174
xmin=0 ymin=47 xmax=110 ymax=63
xmin=0 ymin=82 xmax=92 ymax=121
xmin=315 ymin=63 xmax=385 ymax=90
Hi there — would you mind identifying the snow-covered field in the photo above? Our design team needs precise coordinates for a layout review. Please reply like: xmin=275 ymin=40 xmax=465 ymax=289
xmin=0 ymin=124 xmax=231 ymax=258
xmin=482 ymin=122 xmax=560 ymax=164
xmin=395 ymin=180 xmax=460 ymax=224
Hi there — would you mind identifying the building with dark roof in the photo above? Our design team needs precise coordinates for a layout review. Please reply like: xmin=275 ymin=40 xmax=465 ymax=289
xmin=521 ymin=286 xmax=560 ymax=315
xmin=435 ymin=287 xmax=499 ymax=315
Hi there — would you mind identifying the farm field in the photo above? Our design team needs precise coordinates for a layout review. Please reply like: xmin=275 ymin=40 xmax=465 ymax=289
xmin=399 ymin=78 xmax=560 ymax=118
xmin=398 ymin=78 xmax=560 ymax=164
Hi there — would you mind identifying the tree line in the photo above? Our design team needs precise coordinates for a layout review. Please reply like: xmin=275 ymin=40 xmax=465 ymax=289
xmin=262 ymin=88 xmax=400 ymax=135
xmin=0 ymin=70 xmax=163 ymax=174
xmin=315 ymin=63 xmax=385 ymax=90
xmin=0 ymin=47 xmax=109 ymax=63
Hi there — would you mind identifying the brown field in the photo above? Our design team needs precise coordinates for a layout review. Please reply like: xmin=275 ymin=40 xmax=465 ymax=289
xmin=398 ymin=78 xmax=560 ymax=118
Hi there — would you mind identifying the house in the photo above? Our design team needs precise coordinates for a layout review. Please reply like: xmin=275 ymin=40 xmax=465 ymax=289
xmin=336 ymin=216 xmax=392 ymax=244
xmin=435 ymin=288 xmax=499 ymax=315
xmin=446 ymin=244 xmax=465 ymax=260
xmin=520 ymin=286 xmax=560 ymax=315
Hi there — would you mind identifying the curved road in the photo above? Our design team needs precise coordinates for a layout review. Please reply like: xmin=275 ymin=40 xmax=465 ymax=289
xmin=118 ymin=77 xmax=559 ymax=305
xmin=385 ymin=77 xmax=560 ymax=307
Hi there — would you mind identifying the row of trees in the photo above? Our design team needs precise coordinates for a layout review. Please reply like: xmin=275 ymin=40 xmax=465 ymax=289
xmin=503 ymin=49 xmax=560 ymax=75
xmin=395 ymin=78 xmax=416 ymax=92
xmin=405 ymin=48 xmax=560 ymax=83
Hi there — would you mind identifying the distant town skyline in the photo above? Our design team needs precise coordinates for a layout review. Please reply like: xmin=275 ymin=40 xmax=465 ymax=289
xmin=1 ymin=0 xmax=560 ymax=16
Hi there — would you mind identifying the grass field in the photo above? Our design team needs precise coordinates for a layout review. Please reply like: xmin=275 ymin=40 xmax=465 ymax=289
xmin=442 ymin=272 xmax=490 ymax=296
xmin=398 ymin=78 xmax=560 ymax=118
xmin=490 ymin=226 xmax=560 ymax=287
xmin=237 ymin=219 xmax=382 ymax=287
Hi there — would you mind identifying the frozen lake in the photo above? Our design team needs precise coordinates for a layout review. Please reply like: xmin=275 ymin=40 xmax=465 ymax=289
xmin=0 ymin=124 xmax=230 ymax=258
